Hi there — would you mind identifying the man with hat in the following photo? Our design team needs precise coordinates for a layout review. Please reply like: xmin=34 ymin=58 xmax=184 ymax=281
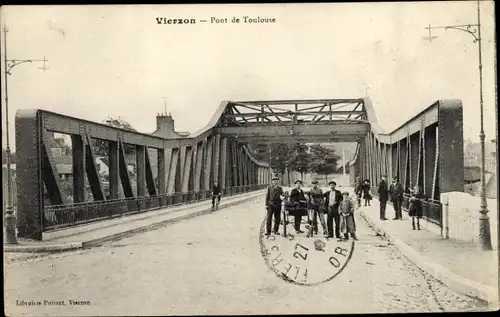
xmin=323 ymin=180 xmax=343 ymax=238
xmin=377 ymin=174 xmax=389 ymax=220
xmin=307 ymin=180 xmax=327 ymax=235
xmin=389 ymin=176 xmax=404 ymax=220
xmin=289 ymin=179 xmax=308 ymax=234
xmin=265 ymin=176 xmax=285 ymax=236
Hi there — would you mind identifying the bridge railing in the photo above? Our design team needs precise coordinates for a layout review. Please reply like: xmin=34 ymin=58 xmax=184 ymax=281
xmin=44 ymin=184 xmax=267 ymax=231
xmin=369 ymin=187 xmax=442 ymax=227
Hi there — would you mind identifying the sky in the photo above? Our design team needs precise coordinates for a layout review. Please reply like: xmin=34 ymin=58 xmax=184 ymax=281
xmin=1 ymin=2 xmax=497 ymax=152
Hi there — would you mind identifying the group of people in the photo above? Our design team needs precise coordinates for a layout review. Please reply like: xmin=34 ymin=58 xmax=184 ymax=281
xmin=265 ymin=177 xmax=358 ymax=242
xmin=354 ymin=175 xmax=425 ymax=230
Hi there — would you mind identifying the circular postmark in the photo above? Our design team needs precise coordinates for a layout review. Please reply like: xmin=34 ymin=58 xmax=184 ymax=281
xmin=259 ymin=218 xmax=355 ymax=286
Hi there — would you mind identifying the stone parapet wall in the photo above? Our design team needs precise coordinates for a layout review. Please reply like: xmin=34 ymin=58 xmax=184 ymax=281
xmin=441 ymin=191 xmax=498 ymax=250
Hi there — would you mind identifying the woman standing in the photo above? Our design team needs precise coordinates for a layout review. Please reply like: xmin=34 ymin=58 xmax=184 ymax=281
xmin=408 ymin=185 xmax=424 ymax=230
xmin=362 ymin=179 xmax=372 ymax=206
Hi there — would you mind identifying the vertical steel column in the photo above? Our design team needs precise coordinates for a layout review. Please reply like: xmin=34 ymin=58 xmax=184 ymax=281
xmin=242 ymin=151 xmax=248 ymax=187
xmin=437 ymin=101 xmax=464 ymax=193
xmin=182 ymin=147 xmax=193 ymax=193
xmin=359 ymin=140 xmax=366 ymax=180
xmin=432 ymin=128 xmax=439 ymax=200
xmin=71 ymin=135 xmax=86 ymax=203
xmin=397 ymin=140 xmax=402 ymax=182
xmin=369 ymin=132 xmax=375 ymax=186
xmin=164 ymin=148 xmax=172 ymax=192
xmin=231 ymin=141 xmax=239 ymax=186
xmin=136 ymin=145 xmax=146 ymax=198
xmin=15 ymin=110 xmax=44 ymax=240
xmin=204 ymin=138 xmax=213 ymax=191
xmin=421 ymin=121 xmax=426 ymax=195
xmin=237 ymin=146 xmax=244 ymax=188
xmin=220 ymin=138 xmax=228 ymax=190
xmin=424 ymin=125 xmax=437 ymax=198
xmin=213 ymin=134 xmax=221 ymax=184
xmin=194 ymin=141 xmax=204 ymax=195
xmin=108 ymin=141 xmax=119 ymax=199
xmin=167 ymin=148 xmax=179 ymax=194
xmin=158 ymin=148 xmax=166 ymax=195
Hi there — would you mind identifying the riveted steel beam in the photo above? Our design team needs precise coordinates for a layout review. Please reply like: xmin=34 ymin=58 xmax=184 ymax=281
xmin=108 ymin=141 xmax=119 ymax=200
xmin=204 ymin=138 xmax=213 ymax=190
xmin=424 ymin=124 xmax=437 ymax=198
xmin=157 ymin=148 xmax=166 ymax=195
xmin=118 ymin=139 xmax=134 ymax=198
xmin=437 ymin=100 xmax=464 ymax=193
xmin=410 ymin=133 xmax=420 ymax=188
xmin=231 ymin=141 xmax=238 ymax=186
xmin=85 ymin=134 xmax=105 ymax=201
xmin=136 ymin=145 xmax=146 ymax=198
xmin=213 ymin=134 xmax=221 ymax=184
xmin=71 ymin=134 xmax=86 ymax=203
xmin=215 ymin=124 xmax=370 ymax=138
xmin=194 ymin=141 xmax=204 ymax=192
xmin=42 ymin=132 xmax=65 ymax=206
xmin=167 ymin=148 xmax=179 ymax=194
xmin=164 ymin=148 xmax=173 ymax=193
xmin=233 ymin=99 xmax=363 ymax=105
xmin=15 ymin=110 xmax=44 ymax=240
xmin=220 ymin=138 xmax=228 ymax=189
xmin=145 ymin=147 xmax=157 ymax=196
xmin=232 ymin=135 xmax=363 ymax=143
xmin=238 ymin=146 xmax=244 ymax=187
xmin=182 ymin=147 xmax=193 ymax=193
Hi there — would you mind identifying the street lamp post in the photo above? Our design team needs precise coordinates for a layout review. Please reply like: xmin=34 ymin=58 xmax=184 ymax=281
xmin=2 ymin=24 xmax=48 ymax=244
xmin=424 ymin=1 xmax=492 ymax=250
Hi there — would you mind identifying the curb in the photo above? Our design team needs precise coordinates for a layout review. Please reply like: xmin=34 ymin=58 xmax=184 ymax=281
xmin=4 ymin=242 xmax=82 ymax=253
xmin=5 ymin=193 xmax=261 ymax=252
xmin=359 ymin=210 xmax=498 ymax=307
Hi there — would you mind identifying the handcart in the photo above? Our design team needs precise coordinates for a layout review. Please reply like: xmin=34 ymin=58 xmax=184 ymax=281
xmin=281 ymin=191 xmax=310 ymax=237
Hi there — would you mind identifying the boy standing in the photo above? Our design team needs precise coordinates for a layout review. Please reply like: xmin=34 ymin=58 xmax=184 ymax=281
xmin=338 ymin=192 xmax=358 ymax=241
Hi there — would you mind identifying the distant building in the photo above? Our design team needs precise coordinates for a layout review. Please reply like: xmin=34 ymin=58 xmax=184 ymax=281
xmin=49 ymin=133 xmax=73 ymax=180
xmin=464 ymin=139 xmax=497 ymax=173
xmin=152 ymin=112 xmax=190 ymax=138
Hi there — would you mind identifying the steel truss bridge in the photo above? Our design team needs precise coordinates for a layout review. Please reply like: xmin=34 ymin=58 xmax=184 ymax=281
xmin=14 ymin=98 xmax=464 ymax=240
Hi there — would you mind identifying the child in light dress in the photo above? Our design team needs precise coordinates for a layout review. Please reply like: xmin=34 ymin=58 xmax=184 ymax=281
xmin=338 ymin=192 xmax=358 ymax=241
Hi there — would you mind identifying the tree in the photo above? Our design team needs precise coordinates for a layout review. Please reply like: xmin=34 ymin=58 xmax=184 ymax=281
xmin=270 ymin=143 xmax=292 ymax=176
xmin=287 ymin=143 xmax=311 ymax=179
xmin=309 ymin=144 xmax=339 ymax=183
xmin=94 ymin=117 xmax=137 ymax=158
xmin=247 ymin=143 xmax=271 ymax=162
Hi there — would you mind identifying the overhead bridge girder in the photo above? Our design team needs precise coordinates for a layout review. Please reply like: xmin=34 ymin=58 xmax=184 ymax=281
xmin=215 ymin=123 xmax=370 ymax=142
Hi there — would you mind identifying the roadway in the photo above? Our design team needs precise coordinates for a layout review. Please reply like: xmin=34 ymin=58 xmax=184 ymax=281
xmin=4 ymin=192 xmax=488 ymax=315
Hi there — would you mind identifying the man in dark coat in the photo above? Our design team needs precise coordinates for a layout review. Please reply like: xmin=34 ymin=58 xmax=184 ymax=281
xmin=265 ymin=176 xmax=284 ymax=235
xmin=289 ymin=180 xmax=308 ymax=234
xmin=377 ymin=174 xmax=389 ymax=220
xmin=389 ymin=176 xmax=404 ymax=220
xmin=354 ymin=176 xmax=363 ymax=207
xmin=211 ymin=181 xmax=222 ymax=209
xmin=307 ymin=180 xmax=327 ymax=235
xmin=323 ymin=181 xmax=343 ymax=238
